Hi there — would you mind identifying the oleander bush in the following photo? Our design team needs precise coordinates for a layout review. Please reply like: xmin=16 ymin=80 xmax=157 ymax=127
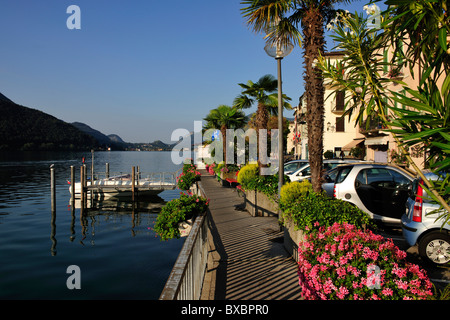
xmin=154 ymin=193 xmax=209 ymax=241
xmin=298 ymin=222 xmax=434 ymax=300
xmin=207 ymin=162 xmax=216 ymax=175
xmin=177 ymin=163 xmax=201 ymax=190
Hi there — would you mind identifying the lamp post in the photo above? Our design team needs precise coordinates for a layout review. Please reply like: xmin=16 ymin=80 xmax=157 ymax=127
xmin=264 ymin=40 xmax=293 ymax=199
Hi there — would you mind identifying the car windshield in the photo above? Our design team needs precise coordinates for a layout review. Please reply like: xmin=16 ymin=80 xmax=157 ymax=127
xmin=285 ymin=162 xmax=300 ymax=172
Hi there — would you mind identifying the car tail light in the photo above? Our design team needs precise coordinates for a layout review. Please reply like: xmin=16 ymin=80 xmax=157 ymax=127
xmin=333 ymin=185 xmax=336 ymax=198
xmin=412 ymin=181 xmax=423 ymax=222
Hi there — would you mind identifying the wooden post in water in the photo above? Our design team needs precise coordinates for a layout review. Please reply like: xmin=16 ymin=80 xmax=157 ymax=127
xmin=70 ymin=166 xmax=75 ymax=202
xmin=80 ymin=165 xmax=85 ymax=208
xmin=80 ymin=165 xmax=84 ymax=207
xmin=50 ymin=165 xmax=56 ymax=213
xmin=84 ymin=165 xmax=88 ymax=205
xmin=106 ymin=163 xmax=109 ymax=179
xmin=137 ymin=166 xmax=140 ymax=185
xmin=91 ymin=149 xmax=94 ymax=182
xmin=131 ymin=166 xmax=136 ymax=201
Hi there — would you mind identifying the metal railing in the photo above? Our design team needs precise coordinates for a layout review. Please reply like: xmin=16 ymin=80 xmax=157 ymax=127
xmin=159 ymin=182 xmax=210 ymax=300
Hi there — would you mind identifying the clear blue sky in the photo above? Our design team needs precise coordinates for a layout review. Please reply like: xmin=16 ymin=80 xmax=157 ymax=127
xmin=0 ymin=0 xmax=375 ymax=143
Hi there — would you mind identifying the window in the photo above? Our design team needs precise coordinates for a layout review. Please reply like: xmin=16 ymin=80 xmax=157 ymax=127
xmin=390 ymin=170 xmax=411 ymax=188
xmin=336 ymin=166 xmax=352 ymax=184
xmin=284 ymin=162 xmax=299 ymax=172
xmin=336 ymin=117 xmax=345 ymax=132
xmin=365 ymin=168 xmax=393 ymax=185
xmin=335 ymin=91 xmax=345 ymax=111
xmin=298 ymin=166 xmax=311 ymax=177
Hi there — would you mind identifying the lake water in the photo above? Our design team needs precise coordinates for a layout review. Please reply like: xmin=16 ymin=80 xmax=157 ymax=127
xmin=0 ymin=151 xmax=187 ymax=300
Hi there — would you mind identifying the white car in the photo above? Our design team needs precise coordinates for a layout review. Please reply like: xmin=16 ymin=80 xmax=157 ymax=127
xmin=287 ymin=159 xmax=363 ymax=182
xmin=332 ymin=163 xmax=415 ymax=225
xmin=402 ymin=172 xmax=450 ymax=265
xmin=284 ymin=160 xmax=309 ymax=175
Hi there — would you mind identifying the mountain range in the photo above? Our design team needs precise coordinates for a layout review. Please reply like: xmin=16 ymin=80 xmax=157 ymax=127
xmin=0 ymin=92 xmax=175 ymax=151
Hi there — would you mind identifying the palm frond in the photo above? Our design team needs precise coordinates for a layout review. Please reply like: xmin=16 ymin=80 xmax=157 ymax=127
xmin=265 ymin=15 xmax=303 ymax=47
xmin=233 ymin=94 xmax=254 ymax=109
xmin=241 ymin=0 xmax=292 ymax=35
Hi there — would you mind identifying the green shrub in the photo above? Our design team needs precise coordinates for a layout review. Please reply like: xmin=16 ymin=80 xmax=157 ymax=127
xmin=324 ymin=150 xmax=334 ymax=159
xmin=214 ymin=162 xmax=225 ymax=174
xmin=279 ymin=180 xmax=312 ymax=211
xmin=283 ymin=192 xmax=373 ymax=231
xmin=237 ymin=163 xmax=292 ymax=199
xmin=154 ymin=193 xmax=209 ymax=241
xmin=237 ymin=163 xmax=259 ymax=188
xmin=256 ymin=173 xmax=291 ymax=199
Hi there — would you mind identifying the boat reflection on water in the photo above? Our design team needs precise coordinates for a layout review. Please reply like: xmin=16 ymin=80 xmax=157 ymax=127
xmin=71 ymin=193 xmax=166 ymax=213
xmin=50 ymin=194 xmax=167 ymax=256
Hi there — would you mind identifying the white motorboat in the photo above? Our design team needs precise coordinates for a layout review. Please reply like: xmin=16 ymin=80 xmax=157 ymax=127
xmin=69 ymin=173 xmax=177 ymax=198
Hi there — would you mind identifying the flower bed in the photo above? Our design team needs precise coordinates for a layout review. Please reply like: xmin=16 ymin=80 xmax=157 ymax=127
xmin=298 ymin=222 xmax=434 ymax=300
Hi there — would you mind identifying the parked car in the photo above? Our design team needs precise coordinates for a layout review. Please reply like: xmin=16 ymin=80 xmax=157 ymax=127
xmin=287 ymin=159 xmax=363 ymax=182
xmin=401 ymin=172 xmax=450 ymax=265
xmin=331 ymin=163 xmax=415 ymax=225
xmin=322 ymin=167 xmax=340 ymax=197
xmin=284 ymin=160 xmax=309 ymax=175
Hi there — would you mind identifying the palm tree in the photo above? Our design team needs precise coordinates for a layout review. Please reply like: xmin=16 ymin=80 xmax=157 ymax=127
xmin=234 ymin=74 xmax=291 ymax=132
xmin=203 ymin=105 xmax=248 ymax=164
xmin=234 ymin=74 xmax=291 ymax=168
xmin=241 ymin=0 xmax=352 ymax=193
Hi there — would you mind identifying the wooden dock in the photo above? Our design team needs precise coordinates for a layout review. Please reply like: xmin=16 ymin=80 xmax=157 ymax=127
xmin=70 ymin=164 xmax=179 ymax=200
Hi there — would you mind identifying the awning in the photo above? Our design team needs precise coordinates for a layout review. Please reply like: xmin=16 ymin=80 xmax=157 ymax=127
xmin=365 ymin=135 xmax=390 ymax=146
xmin=342 ymin=138 xmax=365 ymax=150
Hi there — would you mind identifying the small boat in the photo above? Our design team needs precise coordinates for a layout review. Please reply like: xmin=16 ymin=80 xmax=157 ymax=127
xmin=69 ymin=173 xmax=177 ymax=198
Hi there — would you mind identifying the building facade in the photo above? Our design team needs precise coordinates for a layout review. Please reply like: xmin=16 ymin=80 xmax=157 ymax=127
xmin=289 ymin=51 xmax=427 ymax=169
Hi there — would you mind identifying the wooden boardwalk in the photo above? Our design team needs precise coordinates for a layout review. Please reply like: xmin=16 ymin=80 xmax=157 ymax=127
xmin=199 ymin=171 xmax=302 ymax=300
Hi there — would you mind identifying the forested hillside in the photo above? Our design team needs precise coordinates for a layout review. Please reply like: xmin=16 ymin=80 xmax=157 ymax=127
xmin=0 ymin=100 xmax=98 ymax=151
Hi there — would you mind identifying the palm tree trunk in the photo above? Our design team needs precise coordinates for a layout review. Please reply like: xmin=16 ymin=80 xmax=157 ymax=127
xmin=221 ymin=125 xmax=227 ymax=164
xmin=255 ymin=102 xmax=269 ymax=168
xmin=303 ymin=9 xmax=325 ymax=193
xmin=255 ymin=102 xmax=269 ymax=133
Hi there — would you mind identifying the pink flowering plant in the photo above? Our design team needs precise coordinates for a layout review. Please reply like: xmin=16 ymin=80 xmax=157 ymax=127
xmin=177 ymin=163 xmax=201 ymax=190
xmin=207 ymin=163 xmax=216 ymax=175
xmin=298 ymin=222 xmax=434 ymax=300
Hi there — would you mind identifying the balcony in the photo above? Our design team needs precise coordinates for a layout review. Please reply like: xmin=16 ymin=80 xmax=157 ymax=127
xmin=359 ymin=118 xmax=386 ymax=137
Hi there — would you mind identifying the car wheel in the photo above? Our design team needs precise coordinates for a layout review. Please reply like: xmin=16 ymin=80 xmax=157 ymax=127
xmin=418 ymin=231 xmax=450 ymax=265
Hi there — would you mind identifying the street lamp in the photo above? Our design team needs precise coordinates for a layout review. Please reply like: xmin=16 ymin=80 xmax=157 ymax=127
xmin=264 ymin=40 xmax=294 ymax=200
